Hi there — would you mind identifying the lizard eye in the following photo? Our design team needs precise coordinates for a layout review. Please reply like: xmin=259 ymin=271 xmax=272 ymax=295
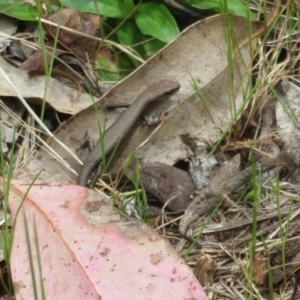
xmin=164 ymin=89 xmax=173 ymax=95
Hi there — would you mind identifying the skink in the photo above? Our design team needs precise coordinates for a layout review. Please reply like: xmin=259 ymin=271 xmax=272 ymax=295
xmin=77 ymin=80 xmax=181 ymax=186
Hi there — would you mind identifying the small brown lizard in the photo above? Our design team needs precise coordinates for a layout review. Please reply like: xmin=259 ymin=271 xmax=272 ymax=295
xmin=77 ymin=80 xmax=181 ymax=186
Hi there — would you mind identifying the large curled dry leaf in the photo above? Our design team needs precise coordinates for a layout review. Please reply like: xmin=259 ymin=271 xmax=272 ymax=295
xmin=9 ymin=180 xmax=206 ymax=299
xmin=20 ymin=15 xmax=259 ymax=184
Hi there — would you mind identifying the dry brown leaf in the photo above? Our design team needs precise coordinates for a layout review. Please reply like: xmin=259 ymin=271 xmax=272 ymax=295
xmin=19 ymin=40 xmax=63 ymax=72
xmin=0 ymin=15 xmax=18 ymax=52
xmin=140 ymin=162 xmax=195 ymax=211
xmin=252 ymin=252 xmax=269 ymax=286
xmin=19 ymin=9 xmax=100 ymax=73
xmin=194 ymin=254 xmax=214 ymax=286
xmin=276 ymin=79 xmax=300 ymax=165
xmin=0 ymin=98 xmax=24 ymax=152
xmin=0 ymin=56 xmax=94 ymax=114
xmin=47 ymin=8 xmax=100 ymax=59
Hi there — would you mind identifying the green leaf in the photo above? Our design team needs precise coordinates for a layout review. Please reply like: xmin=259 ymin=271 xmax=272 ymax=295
xmin=116 ymin=20 xmax=142 ymax=65
xmin=244 ymin=190 xmax=255 ymax=201
xmin=186 ymin=0 xmax=256 ymax=20
xmin=223 ymin=0 xmax=256 ymax=20
xmin=58 ymin=0 xmax=135 ymax=18
xmin=141 ymin=39 xmax=166 ymax=58
xmin=96 ymin=54 xmax=132 ymax=81
xmin=0 ymin=1 xmax=37 ymax=21
xmin=136 ymin=3 xmax=179 ymax=43
xmin=116 ymin=20 xmax=141 ymax=46
xmin=116 ymin=20 xmax=165 ymax=63
xmin=186 ymin=0 xmax=222 ymax=9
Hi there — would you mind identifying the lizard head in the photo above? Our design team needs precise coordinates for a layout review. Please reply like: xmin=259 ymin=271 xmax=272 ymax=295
xmin=149 ymin=80 xmax=181 ymax=102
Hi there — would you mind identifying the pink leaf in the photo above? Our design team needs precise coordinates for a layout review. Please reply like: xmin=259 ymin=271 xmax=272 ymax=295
xmin=9 ymin=180 xmax=207 ymax=300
